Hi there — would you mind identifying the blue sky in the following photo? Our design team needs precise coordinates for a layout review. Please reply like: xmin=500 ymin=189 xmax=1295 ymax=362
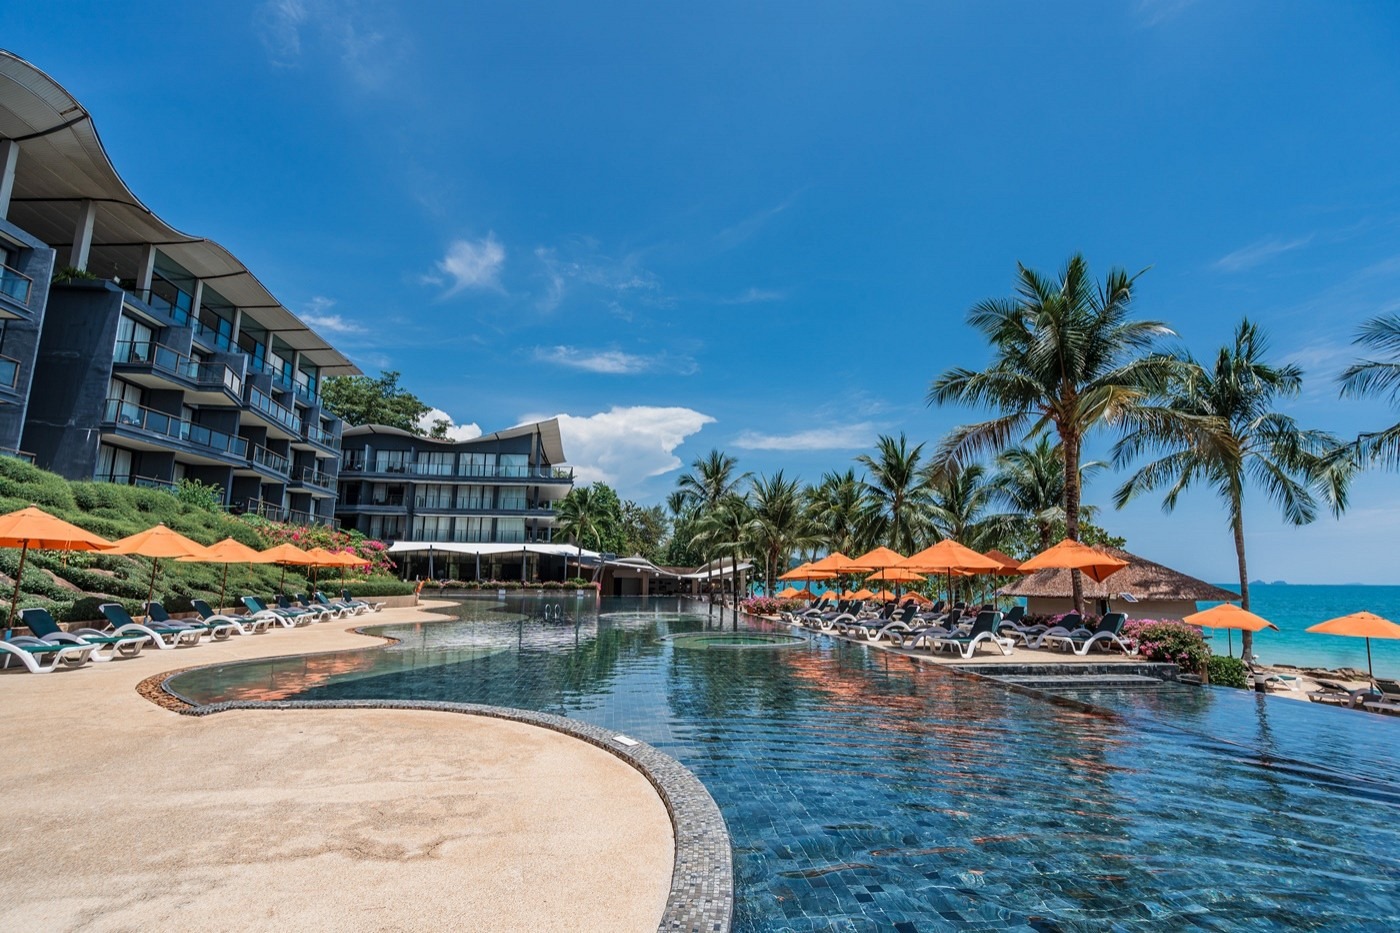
xmin=5 ymin=1 xmax=1400 ymax=584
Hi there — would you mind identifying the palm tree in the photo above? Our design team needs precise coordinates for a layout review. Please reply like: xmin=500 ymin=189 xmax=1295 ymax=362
xmin=1340 ymin=312 xmax=1400 ymax=468
xmin=1113 ymin=318 xmax=1348 ymax=659
xmin=804 ymin=469 xmax=865 ymax=558
xmin=696 ymin=494 xmax=754 ymax=625
xmin=928 ymin=253 xmax=1199 ymax=612
xmin=927 ymin=463 xmax=1013 ymax=551
xmin=556 ymin=485 xmax=605 ymax=581
xmin=677 ymin=449 xmax=749 ymax=605
xmin=856 ymin=433 xmax=934 ymax=554
xmin=749 ymin=472 xmax=817 ymax=594
xmin=992 ymin=437 xmax=1106 ymax=553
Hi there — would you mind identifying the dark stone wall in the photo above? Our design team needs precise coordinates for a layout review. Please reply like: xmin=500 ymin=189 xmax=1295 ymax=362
xmin=0 ymin=217 xmax=56 ymax=452
xmin=21 ymin=280 xmax=122 ymax=479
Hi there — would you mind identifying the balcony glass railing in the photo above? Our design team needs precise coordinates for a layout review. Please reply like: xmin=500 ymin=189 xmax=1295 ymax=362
xmin=456 ymin=465 xmax=574 ymax=480
xmin=304 ymin=424 xmax=339 ymax=448
xmin=248 ymin=387 xmax=302 ymax=433
xmin=251 ymin=445 xmax=290 ymax=475
xmin=0 ymin=262 xmax=33 ymax=306
xmin=296 ymin=466 xmax=333 ymax=488
xmin=113 ymin=341 xmax=242 ymax=397
xmin=0 ymin=447 xmax=35 ymax=464
xmin=0 ymin=354 xmax=19 ymax=390
xmin=103 ymin=398 xmax=248 ymax=459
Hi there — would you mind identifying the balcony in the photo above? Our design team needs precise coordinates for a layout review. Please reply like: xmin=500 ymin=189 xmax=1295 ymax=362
xmin=292 ymin=465 xmax=335 ymax=492
xmin=101 ymin=398 xmax=249 ymax=462
xmin=237 ymin=497 xmax=340 ymax=529
xmin=0 ymin=447 xmax=35 ymax=464
xmin=249 ymin=444 xmax=291 ymax=477
xmin=0 ymin=261 xmax=33 ymax=316
xmin=302 ymin=422 xmax=340 ymax=451
xmin=0 ymin=354 xmax=20 ymax=392
xmin=343 ymin=461 xmax=574 ymax=481
xmin=112 ymin=341 xmax=243 ymax=403
xmin=245 ymin=386 xmax=303 ymax=439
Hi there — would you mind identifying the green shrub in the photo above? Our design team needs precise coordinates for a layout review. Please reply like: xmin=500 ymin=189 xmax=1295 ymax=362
xmin=175 ymin=478 xmax=225 ymax=513
xmin=1206 ymin=655 xmax=1250 ymax=689
xmin=1122 ymin=619 xmax=1210 ymax=675
xmin=341 ymin=579 xmax=416 ymax=598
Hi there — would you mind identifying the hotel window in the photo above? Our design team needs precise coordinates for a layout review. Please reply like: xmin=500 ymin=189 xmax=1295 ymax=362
xmin=499 ymin=453 xmax=529 ymax=477
xmin=458 ymin=484 xmax=489 ymax=509
xmin=370 ymin=483 xmax=405 ymax=506
xmin=497 ymin=486 xmax=526 ymax=511
xmin=369 ymin=516 xmax=402 ymax=540
xmin=416 ymin=484 xmax=453 ymax=509
xmin=415 ymin=450 xmax=454 ymax=476
xmin=95 ymin=444 xmax=133 ymax=484
xmin=375 ymin=449 xmax=410 ymax=473
xmin=495 ymin=518 xmax=526 ymax=543
xmin=455 ymin=517 xmax=487 ymax=542
xmin=106 ymin=378 xmax=142 ymax=424
xmin=459 ymin=451 xmax=495 ymax=477
xmin=411 ymin=515 xmax=451 ymax=541
xmin=114 ymin=315 xmax=155 ymax=363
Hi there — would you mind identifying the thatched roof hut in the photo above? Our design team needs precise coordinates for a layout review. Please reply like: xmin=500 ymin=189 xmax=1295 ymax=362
xmin=998 ymin=546 xmax=1238 ymax=619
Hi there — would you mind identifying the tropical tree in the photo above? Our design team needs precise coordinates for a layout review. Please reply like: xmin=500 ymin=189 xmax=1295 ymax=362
xmin=1340 ymin=312 xmax=1400 ymax=468
xmin=856 ymin=433 xmax=934 ymax=554
xmin=992 ymin=436 xmax=1106 ymax=553
xmin=926 ymin=463 xmax=1013 ymax=552
xmin=556 ymin=484 xmax=607 ymax=580
xmin=1113 ymin=319 xmax=1348 ymax=659
xmin=928 ymin=253 xmax=1200 ymax=612
xmin=676 ymin=450 xmax=749 ymax=602
xmin=804 ymin=469 xmax=866 ymax=558
xmin=695 ymin=493 xmax=754 ymax=624
xmin=748 ymin=471 xmax=816 ymax=593
xmin=320 ymin=370 xmax=432 ymax=432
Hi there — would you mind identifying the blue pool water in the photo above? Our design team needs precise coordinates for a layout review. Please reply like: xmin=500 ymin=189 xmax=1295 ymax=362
xmin=169 ymin=598 xmax=1400 ymax=931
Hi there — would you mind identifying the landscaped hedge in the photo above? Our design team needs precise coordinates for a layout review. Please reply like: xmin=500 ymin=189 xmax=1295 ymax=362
xmin=1206 ymin=655 xmax=1249 ymax=688
xmin=0 ymin=456 xmax=400 ymax=625
xmin=341 ymin=580 xmax=416 ymax=598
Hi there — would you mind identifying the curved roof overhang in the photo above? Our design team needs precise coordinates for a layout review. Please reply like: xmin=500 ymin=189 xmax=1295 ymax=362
xmin=342 ymin=419 xmax=567 ymax=465
xmin=0 ymin=50 xmax=359 ymax=376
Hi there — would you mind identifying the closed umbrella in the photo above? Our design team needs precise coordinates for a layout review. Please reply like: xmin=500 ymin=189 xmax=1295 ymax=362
xmin=1183 ymin=603 xmax=1278 ymax=658
xmin=106 ymin=524 xmax=209 ymax=622
xmin=0 ymin=505 xmax=112 ymax=639
xmin=1306 ymin=611 xmax=1400 ymax=678
xmin=177 ymin=537 xmax=277 ymax=614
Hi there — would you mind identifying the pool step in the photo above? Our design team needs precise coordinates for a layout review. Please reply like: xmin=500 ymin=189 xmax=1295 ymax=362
xmin=993 ymin=673 xmax=1168 ymax=690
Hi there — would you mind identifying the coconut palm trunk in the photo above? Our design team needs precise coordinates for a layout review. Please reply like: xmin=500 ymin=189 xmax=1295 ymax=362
xmin=1232 ymin=506 xmax=1253 ymax=659
xmin=1062 ymin=431 xmax=1086 ymax=614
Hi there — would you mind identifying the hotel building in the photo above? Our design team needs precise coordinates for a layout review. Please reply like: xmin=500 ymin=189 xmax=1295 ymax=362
xmin=335 ymin=421 xmax=574 ymax=578
xmin=0 ymin=51 xmax=355 ymax=525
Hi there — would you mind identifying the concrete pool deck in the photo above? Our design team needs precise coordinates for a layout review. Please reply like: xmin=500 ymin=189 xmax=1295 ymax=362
xmin=0 ymin=602 xmax=675 ymax=932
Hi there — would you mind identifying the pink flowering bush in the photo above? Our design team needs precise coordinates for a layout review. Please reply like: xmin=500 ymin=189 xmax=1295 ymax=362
xmin=1123 ymin=618 xmax=1209 ymax=673
xmin=244 ymin=515 xmax=397 ymax=577
xmin=741 ymin=596 xmax=805 ymax=616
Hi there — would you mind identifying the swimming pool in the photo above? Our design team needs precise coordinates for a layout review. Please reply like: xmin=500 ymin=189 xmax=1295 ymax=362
xmin=169 ymin=598 xmax=1400 ymax=931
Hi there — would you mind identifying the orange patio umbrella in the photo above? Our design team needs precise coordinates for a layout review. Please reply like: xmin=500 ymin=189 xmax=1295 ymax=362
xmin=871 ymin=589 xmax=896 ymax=602
xmin=329 ymin=549 xmax=372 ymax=586
xmin=106 ymin=523 xmax=210 ymax=621
xmin=807 ymin=552 xmax=865 ymax=575
xmin=850 ymin=587 xmax=876 ymax=600
xmin=1306 ymin=611 xmax=1400 ymax=678
xmin=847 ymin=546 xmax=907 ymax=572
xmin=259 ymin=542 xmax=319 ymax=593
xmin=1184 ymin=603 xmax=1279 ymax=658
xmin=1019 ymin=538 xmax=1128 ymax=582
xmin=177 ymin=537 xmax=277 ymax=614
xmin=775 ymin=586 xmax=803 ymax=599
xmin=779 ymin=562 xmax=837 ymax=582
xmin=984 ymin=549 xmax=1024 ymax=574
xmin=865 ymin=566 xmax=925 ymax=584
xmin=901 ymin=591 xmax=932 ymax=605
xmin=0 ymin=505 xmax=113 ymax=638
xmin=898 ymin=539 xmax=1005 ymax=603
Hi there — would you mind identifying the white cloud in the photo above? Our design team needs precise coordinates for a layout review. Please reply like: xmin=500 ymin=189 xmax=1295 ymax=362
xmin=301 ymin=295 xmax=365 ymax=335
xmin=255 ymin=0 xmax=308 ymax=65
xmin=533 ymin=345 xmax=695 ymax=375
xmin=1136 ymin=0 xmax=1201 ymax=27
xmin=532 ymin=244 xmax=666 ymax=313
xmin=416 ymin=408 xmax=482 ymax=442
xmin=426 ymin=235 xmax=506 ymax=295
xmin=733 ymin=422 xmax=879 ymax=451
xmin=525 ymin=406 xmax=714 ymax=495
xmin=1215 ymin=235 xmax=1314 ymax=272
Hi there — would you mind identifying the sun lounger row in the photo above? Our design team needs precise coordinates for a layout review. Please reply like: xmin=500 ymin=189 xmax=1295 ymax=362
xmin=0 ymin=590 xmax=385 ymax=674
xmin=1309 ymin=676 xmax=1400 ymax=713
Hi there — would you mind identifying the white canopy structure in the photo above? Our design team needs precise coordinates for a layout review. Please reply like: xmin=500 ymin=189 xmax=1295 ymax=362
xmin=386 ymin=541 xmax=596 ymax=560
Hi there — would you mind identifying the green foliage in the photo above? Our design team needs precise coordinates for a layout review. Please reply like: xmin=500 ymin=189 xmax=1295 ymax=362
xmin=341 ymin=579 xmax=416 ymax=597
xmin=52 ymin=265 xmax=99 ymax=284
xmin=175 ymin=478 xmax=226 ymax=513
xmin=557 ymin=483 xmax=628 ymax=557
xmin=1206 ymin=655 xmax=1249 ymax=689
xmin=320 ymin=370 xmax=431 ymax=433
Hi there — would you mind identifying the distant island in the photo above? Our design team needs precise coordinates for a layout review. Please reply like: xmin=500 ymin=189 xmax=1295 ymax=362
xmin=1249 ymin=580 xmax=1289 ymax=586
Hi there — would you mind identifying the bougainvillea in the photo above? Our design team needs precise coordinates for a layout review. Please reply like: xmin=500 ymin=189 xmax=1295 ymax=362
xmin=243 ymin=515 xmax=397 ymax=577
xmin=740 ymin=596 xmax=805 ymax=616
xmin=1123 ymin=618 xmax=1209 ymax=673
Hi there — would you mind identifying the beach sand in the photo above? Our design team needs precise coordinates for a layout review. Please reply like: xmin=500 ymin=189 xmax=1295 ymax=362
xmin=0 ymin=602 xmax=674 ymax=932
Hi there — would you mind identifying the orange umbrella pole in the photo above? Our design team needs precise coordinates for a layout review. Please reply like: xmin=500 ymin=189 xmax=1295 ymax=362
xmin=5 ymin=539 xmax=28 ymax=640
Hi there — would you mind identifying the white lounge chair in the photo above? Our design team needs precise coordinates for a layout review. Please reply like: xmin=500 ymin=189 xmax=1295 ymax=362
xmin=191 ymin=599 xmax=274 ymax=634
xmin=20 ymin=608 xmax=150 ymax=662
xmin=1039 ymin=613 xmax=1136 ymax=656
xmin=927 ymin=611 xmax=1015 ymax=659
xmin=0 ymin=636 xmax=96 ymax=673
xmin=99 ymin=603 xmax=204 ymax=648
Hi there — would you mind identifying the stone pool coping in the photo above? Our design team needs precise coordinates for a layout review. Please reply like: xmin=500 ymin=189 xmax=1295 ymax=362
xmin=153 ymin=609 xmax=735 ymax=933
